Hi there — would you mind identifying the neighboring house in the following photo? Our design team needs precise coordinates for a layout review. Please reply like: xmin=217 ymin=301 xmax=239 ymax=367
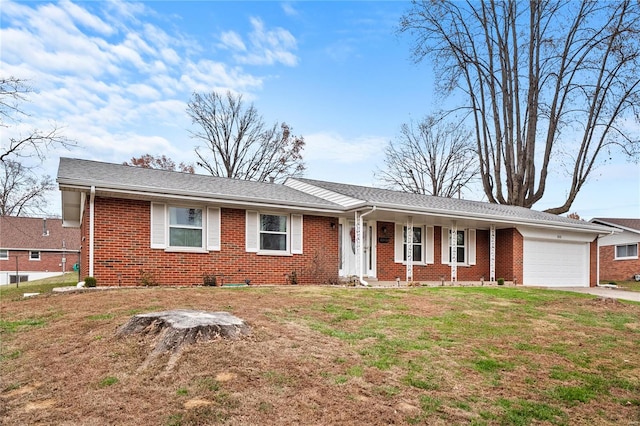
xmin=57 ymin=158 xmax=615 ymax=288
xmin=0 ymin=216 xmax=81 ymax=285
xmin=590 ymin=218 xmax=640 ymax=282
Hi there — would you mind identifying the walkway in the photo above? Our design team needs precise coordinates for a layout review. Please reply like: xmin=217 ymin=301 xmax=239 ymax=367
xmin=549 ymin=286 xmax=640 ymax=303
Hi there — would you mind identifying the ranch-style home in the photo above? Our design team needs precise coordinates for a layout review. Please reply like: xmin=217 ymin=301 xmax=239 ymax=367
xmin=590 ymin=218 xmax=640 ymax=282
xmin=57 ymin=158 xmax=614 ymax=288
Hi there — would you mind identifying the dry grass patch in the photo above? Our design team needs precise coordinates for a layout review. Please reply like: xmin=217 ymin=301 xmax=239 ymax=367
xmin=1 ymin=286 xmax=639 ymax=425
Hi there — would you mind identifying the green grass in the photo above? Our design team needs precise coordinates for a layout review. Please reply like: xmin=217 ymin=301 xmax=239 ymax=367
xmin=289 ymin=286 xmax=640 ymax=423
xmin=0 ymin=272 xmax=78 ymax=299
xmin=87 ymin=313 xmax=115 ymax=321
xmin=98 ymin=376 xmax=119 ymax=387
xmin=0 ymin=317 xmax=46 ymax=333
xmin=603 ymin=280 xmax=640 ymax=292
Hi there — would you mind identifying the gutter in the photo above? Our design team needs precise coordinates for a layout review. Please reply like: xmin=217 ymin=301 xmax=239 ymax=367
xmin=57 ymin=183 xmax=345 ymax=215
xmin=358 ymin=206 xmax=376 ymax=287
xmin=344 ymin=205 xmax=613 ymax=235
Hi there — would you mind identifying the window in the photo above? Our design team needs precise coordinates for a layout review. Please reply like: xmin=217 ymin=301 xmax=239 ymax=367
xmin=10 ymin=275 xmax=28 ymax=284
xmin=449 ymin=230 xmax=466 ymax=263
xmin=0 ymin=250 xmax=7 ymax=260
xmin=403 ymin=226 xmax=423 ymax=262
xmin=260 ymin=214 xmax=287 ymax=251
xmin=615 ymin=244 xmax=638 ymax=259
xmin=169 ymin=207 xmax=203 ymax=248
xmin=29 ymin=251 xmax=41 ymax=261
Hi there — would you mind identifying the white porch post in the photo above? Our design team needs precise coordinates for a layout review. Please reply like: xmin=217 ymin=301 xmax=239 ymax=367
xmin=406 ymin=216 xmax=413 ymax=282
xmin=354 ymin=211 xmax=361 ymax=280
xmin=450 ymin=221 xmax=457 ymax=282
xmin=490 ymin=225 xmax=496 ymax=281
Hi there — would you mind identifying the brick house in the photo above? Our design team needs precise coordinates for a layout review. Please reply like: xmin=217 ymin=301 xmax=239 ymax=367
xmin=0 ymin=216 xmax=81 ymax=285
xmin=57 ymin=158 xmax=614 ymax=288
xmin=591 ymin=218 xmax=640 ymax=282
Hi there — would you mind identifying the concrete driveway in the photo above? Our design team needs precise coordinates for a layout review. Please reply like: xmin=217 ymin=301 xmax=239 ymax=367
xmin=551 ymin=286 xmax=640 ymax=303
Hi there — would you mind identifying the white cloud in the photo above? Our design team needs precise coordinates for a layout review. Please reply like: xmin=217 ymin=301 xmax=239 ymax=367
xmin=60 ymin=0 xmax=114 ymax=35
xmin=304 ymin=132 xmax=386 ymax=164
xmin=230 ymin=17 xmax=299 ymax=67
xmin=219 ymin=31 xmax=246 ymax=51
xmin=281 ymin=3 xmax=299 ymax=17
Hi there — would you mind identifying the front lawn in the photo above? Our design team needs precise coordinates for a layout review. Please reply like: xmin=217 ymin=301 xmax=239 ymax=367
xmin=1 ymin=285 xmax=638 ymax=425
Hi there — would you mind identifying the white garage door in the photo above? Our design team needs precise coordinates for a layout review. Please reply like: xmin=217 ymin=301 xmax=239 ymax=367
xmin=523 ymin=238 xmax=589 ymax=287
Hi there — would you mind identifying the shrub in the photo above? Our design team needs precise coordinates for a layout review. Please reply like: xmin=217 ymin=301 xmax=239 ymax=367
xmin=139 ymin=270 xmax=159 ymax=286
xmin=203 ymin=274 xmax=217 ymax=287
xmin=497 ymin=278 xmax=505 ymax=286
xmin=84 ymin=277 xmax=97 ymax=288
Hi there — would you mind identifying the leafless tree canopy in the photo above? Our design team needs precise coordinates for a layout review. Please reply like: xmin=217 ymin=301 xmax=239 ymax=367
xmin=124 ymin=154 xmax=195 ymax=173
xmin=1 ymin=77 xmax=72 ymax=163
xmin=377 ymin=116 xmax=478 ymax=198
xmin=187 ymin=91 xmax=305 ymax=183
xmin=1 ymin=76 xmax=74 ymax=216
xmin=0 ymin=160 xmax=55 ymax=216
xmin=400 ymin=0 xmax=640 ymax=214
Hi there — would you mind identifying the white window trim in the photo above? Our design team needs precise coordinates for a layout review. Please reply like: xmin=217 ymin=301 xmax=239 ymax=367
xmin=394 ymin=224 xmax=434 ymax=265
xmin=258 ymin=213 xmax=291 ymax=255
xmin=168 ymin=206 xmax=205 ymax=251
xmin=441 ymin=228 xmax=476 ymax=266
xmin=404 ymin=225 xmax=425 ymax=265
xmin=614 ymin=243 xmax=639 ymax=260
xmin=0 ymin=250 xmax=8 ymax=260
xmin=29 ymin=251 xmax=41 ymax=261
xmin=246 ymin=211 xmax=303 ymax=256
xmin=150 ymin=203 xmax=220 ymax=253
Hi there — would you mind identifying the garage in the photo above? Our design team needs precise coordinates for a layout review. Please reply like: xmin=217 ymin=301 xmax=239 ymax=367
xmin=520 ymin=228 xmax=592 ymax=287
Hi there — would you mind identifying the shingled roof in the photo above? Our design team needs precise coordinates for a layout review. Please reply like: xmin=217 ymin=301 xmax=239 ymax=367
xmin=0 ymin=216 xmax=81 ymax=251
xmin=591 ymin=218 xmax=640 ymax=233
xmin=57 ymin=158 xmax=343 ymax=211
xmin=288 ymin=178 xmax=612 ymax=232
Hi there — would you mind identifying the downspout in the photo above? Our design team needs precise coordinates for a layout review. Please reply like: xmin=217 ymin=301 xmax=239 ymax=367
xmin=89 ymin=186 xmax=95 ymax=278
xmin=358 ymin=206 xmax=376 ymax=287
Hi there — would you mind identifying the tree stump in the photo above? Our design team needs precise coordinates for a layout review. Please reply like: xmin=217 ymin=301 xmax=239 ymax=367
xmin=117 ymin=309 xmax=250 ymax=372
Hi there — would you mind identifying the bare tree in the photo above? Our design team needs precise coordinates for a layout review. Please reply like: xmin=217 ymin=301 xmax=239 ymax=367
xmin=1 ymin=76 xmax=73 ymax=216
xmin=124 ymin=154 xmax=195 ymax=173
xmin=400 ymin=0 xmax=640 ymax=214
xmin=0 ymin=160 xmax=54 ymax=216
xmin=377 ymin=116 xmax=478 ymax=197
xmin=187 ymin=91 xmax=305 ymax=183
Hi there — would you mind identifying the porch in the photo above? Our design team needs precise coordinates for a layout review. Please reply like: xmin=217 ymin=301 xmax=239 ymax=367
xmin=339 ymin=276 xmax=517 ymax=288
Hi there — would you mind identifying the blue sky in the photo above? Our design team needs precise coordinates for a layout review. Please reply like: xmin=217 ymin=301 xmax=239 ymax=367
xmin=1 ymin=0 xmax=638 ymax=220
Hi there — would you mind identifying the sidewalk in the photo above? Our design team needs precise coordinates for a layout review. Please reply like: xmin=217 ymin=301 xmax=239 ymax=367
xmin=550 ymin=286 xmax=640 ymax=303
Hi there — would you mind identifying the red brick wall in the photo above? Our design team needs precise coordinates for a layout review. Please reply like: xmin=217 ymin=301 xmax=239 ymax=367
xmin=83 ymin=197 xmax=339 ymax=286
xmin=598 ymin=243 xmax=640 ymax=281
xmin=1 ymin=250 xmax=78 ymax=274
xmin=495 ymin=228 xmax=523 ymax=283
xmin=375 ymin=222 xmax=491 ymax=282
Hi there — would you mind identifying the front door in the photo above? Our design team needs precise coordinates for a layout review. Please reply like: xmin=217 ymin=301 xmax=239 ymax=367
xmin=339 ymin=219 xmax=376 ymax=278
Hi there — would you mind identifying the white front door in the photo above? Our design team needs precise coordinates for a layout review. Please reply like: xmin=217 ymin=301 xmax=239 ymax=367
xmin=339 ymin=219 xmax=376 ymax=278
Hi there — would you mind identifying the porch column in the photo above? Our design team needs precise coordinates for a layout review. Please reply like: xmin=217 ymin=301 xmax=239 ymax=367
xmin=490 ymin=225 xmax=496 ymax=281
xmin=406 ymin=216 xmax=413 ymax=282
xmin=450 ymin=221 xmax=457 ymax=282
xmin=354 ymin=211 xmax=362 ymax=280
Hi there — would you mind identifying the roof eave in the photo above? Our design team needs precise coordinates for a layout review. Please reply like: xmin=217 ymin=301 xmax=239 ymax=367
xmin=346 ymin=203 xmax=612 ymax=234
xmin=58 ymin=180 xmax=345 ymax=214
